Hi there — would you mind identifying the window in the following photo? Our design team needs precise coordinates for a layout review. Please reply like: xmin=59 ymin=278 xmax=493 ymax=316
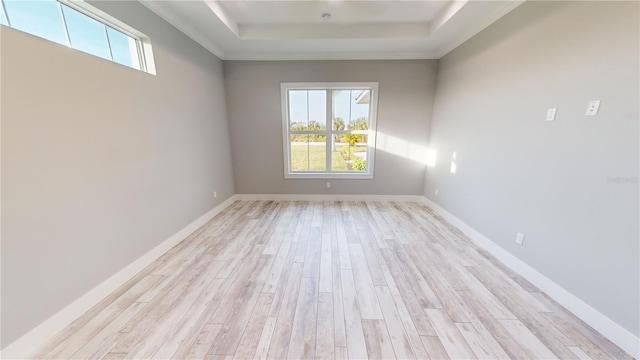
xmin=1 ymin=0 xmax=155 ymax=74
xmin=281 ymin=82 xmax=379 ymax=179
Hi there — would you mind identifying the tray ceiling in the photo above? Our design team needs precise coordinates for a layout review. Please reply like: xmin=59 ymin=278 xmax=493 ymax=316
xmin=139 ymin=0 xmax=524 ymax=60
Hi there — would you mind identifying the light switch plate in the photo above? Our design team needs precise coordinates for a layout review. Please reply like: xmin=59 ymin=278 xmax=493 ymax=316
xmin=546 ymin=108 xmax=557 ymax=121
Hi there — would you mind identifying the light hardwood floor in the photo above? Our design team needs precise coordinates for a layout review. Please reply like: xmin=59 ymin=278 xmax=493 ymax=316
xmin=35 ymin=200 xmax=633 ymax=360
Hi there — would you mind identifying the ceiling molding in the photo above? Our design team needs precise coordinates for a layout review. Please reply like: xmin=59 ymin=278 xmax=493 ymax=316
xmin=203 ymin=0 xmax=240 ymax=37
xmin=430 ymin=0 xmax=468 ymax=34
xmin=138 ymin=0 xmax=226 ymax=58
xmin=432 ymin=0 xmax=525 ymax=58
xmin=223 ymin=51 xmax=439 ymax=61
xmin=239 ymin=23 xmax=431 ymax=40
xmin=138 ymin=0 xmax=526 ymax=61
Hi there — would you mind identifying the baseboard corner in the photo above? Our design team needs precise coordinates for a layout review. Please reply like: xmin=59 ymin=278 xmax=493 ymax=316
xmin=420 ymin=196 xmax=640 ymax=359
xmin=0 ymin=195 xmax=238 ymax=359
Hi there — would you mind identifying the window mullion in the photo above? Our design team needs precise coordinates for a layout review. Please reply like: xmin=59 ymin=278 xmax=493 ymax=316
xmin=104 ymin=25 xmax=114 ymax=61
xmin=135 ymin=39 xmax=145 ymax=71
xmin=326 ymin=90 xmax=332 ymax=173
xmin=290 ymin=131 xmax=327 ymax=135
xmin=306 ymin=91 xmax=310 ymax=171
xmin=2 ymin=0 xmax=11 ymax=27
xmin=57 ymin=2 xmax=72 ymax=47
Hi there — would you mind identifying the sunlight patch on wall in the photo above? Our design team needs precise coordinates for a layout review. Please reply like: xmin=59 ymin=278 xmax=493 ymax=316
xmin=426 ymin=148 xmax=437 ymax=167
xmin=450 ymin=151 xmax=457 ymax=174
xmin=376 ymin=132 xmax=431 ymax=165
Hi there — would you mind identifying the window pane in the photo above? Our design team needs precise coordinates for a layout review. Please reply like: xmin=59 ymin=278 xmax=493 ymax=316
xmin=332 ymin=90 xmax=350 ymax=129
xmin=308 ymin=135 xmax=326 ymax=171
xmin=348 ymin=90 xmax=370 ymax=128
xmin=107 ymin=26 xmax=138 ymax=69
xmin=350 ymin=134 xmax=368 ymax=172
xmin=289 ymin=90 xmax=308 ymax=130
xmin=334 ymin=134 xmax=368 ymax=172
xmin=62 ymin=4 xmax=110 ymax=60
xmin=331 ymin=134 xmax=348 ymax=171
xmin=289 ymin=90 xmax=326 ymax=130
xmin=308 ymin=90 xmax=326 ymax=130
xmin=290 ymin=134 xmax=309 ymax=171
xmin=333 ymin=89 xmax=371 ymax=129
xmin=290 ymin=134 xmax=326 ymax=171
xmin=4 ymin=0 xmax=67 ymax=45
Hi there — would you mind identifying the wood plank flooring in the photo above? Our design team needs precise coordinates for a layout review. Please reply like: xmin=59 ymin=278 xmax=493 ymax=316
xmin=34 ymin=200 xmax=633 ymax=360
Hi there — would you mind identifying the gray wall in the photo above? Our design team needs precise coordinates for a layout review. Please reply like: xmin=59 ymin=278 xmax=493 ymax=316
xmin=225 ymin=60 xmax=437 ymax=195
xmin=425 ymin=1 xmax=639 ymax=336
xmin=1 ymin=1 xmax=234 ymax=347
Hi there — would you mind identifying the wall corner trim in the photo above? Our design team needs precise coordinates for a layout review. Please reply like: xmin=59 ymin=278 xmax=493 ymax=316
xmin=421 ymin=196 xmax=640 ymax=359
xmin=0 ymin=195 xmax=238 ymax=359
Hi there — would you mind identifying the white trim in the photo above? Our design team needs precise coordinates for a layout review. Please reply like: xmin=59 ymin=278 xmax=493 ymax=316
xmin=432 ymin=0 xmax=524 ymax=58
xmin=203 ymin=0 xmax=239 ymax=38
xmin=65 ymin=0 xmax=156 ymax=74
xmin=281 ymin=83 xmax=290 ymax=180
xmin=0 ymin=32 xmax=4 ymax=358
xmin=138 ymin=0 xmax=225 ymax=59
xmin=4 ymin=0 xmax=156 ymax=74
xmin=0 ymin=195 xmax=238 ymax=359
xmin=283 ymin=172 xmax=375 ymax=180
xmin=429 ymin=0 xmax=467 ymax=34
xmin=138 ymin=0 xmax=524 ymax=61
xmin=421 ymin=196 xmax=640 ymax=359
xmin=281 ymin=82 xmax=378 ymax=180
xmin=4 ymin=193 xmax=635 ymax=358
xmin=236 ymin=194 xmax=424 ymax=202
xmin=224 ymin=51 xmax=441 ymax=61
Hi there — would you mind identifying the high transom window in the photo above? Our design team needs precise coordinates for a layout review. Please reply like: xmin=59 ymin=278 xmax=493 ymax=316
xmin=0 ymin=0 xmax=155 ymax=74
xmin=281 ymin=82 xmax=379 ymax=179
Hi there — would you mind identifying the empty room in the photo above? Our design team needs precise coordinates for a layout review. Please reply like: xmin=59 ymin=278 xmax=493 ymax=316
xmin=1 ymin=0 xmax=638 ymax=359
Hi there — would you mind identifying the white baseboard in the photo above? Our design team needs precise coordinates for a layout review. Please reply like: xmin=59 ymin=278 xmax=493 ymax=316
xmin=236 ymin=193 xmax=424 ymax=202
xmin=0 ymin=195 xmax=238 ymax=360
xmin=4 ymin=194 xmax=636 ymax=359
xmin=422 ymin=196 xmax=640 ymax=359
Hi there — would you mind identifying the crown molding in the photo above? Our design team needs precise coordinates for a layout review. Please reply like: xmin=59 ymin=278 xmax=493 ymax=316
xmin=138 ymin=0 xmax=225 ymax=59
xmin=138 ymin=0 xmax=525 ymax=61
xmin=433 ymin=0 xmax=525 ymax=58
xmin=223 ymin=51 xmax=439 ymax=61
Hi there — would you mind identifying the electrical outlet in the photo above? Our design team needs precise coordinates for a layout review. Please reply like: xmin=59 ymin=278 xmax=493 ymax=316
xmin=586 ymin=100 xmax=600 ymax=116
xmin=214 ymin=191 xmax=217 ymax=198
xmin=516 ymin=233 xmax=525 ymax=245
xmin=435 ymin=188 xmax=439 ymax=196
xmin=326 ymin=182 xmax=331 ymax=189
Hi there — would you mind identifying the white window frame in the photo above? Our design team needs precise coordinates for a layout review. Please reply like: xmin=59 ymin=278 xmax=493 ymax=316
xmin=61 ymin=0 xmax=156 ymax=74
xmin=281 ymin=82 xmax=379 ymax=180
xmin=1 ymin=0 xmax=156 ymax=74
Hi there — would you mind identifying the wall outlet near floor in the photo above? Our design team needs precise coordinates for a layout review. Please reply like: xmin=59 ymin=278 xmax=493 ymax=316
xmin=516 ymin=232 xmax=525 ymax=245
xmin=213 ymin=191 xmax=217 ymax=198
xmin=326 ymin=182 xmax=331 ymax=189
xmin=435 ymin=188 xmax=439 ymax=196
xmin=546 ymin=107 xmax=557 ymax=121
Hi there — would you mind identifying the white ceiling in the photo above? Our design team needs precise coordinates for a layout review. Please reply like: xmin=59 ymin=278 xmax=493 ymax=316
xmin=138 ymin=0 xmax=524 ymax=60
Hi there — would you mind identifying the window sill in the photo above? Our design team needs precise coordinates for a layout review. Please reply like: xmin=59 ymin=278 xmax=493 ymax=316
xmin=284 ymin=173 xmax=374 ymax=180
